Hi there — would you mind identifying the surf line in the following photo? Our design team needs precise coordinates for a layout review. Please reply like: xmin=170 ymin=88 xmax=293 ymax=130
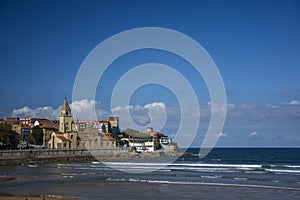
xmin=106 ymin=178 xmax=300 ymax=191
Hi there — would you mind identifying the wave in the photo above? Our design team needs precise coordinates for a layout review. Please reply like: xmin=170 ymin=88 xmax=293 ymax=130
xmin=103 ymin=162 xmax=262 ymax=168
xmin=105 ymin=178 xmax=300 ymax=191
xmin=265 ymin=169 xmax=300 ymax=174
xmin=58 ymin=162 xmax=300 ymax=174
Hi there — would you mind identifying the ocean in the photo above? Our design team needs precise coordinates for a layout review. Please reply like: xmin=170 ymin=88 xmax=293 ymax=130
xmin=0 ymin=148 xmax=300 ymax=199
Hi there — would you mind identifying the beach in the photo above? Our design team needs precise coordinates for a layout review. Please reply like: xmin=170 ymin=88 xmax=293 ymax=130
xmin=0 ymin=148 xmax=299 ymax=199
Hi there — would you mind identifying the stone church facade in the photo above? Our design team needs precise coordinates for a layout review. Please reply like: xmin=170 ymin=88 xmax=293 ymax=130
xmin=48 ymin=98 xmax=79 ymax=149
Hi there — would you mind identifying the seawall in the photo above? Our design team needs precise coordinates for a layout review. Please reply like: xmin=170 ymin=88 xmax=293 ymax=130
xmin=0 ymin=148 xmax=182 ymax=165
xmin=0 ymin=149 xmax=116 ymax=165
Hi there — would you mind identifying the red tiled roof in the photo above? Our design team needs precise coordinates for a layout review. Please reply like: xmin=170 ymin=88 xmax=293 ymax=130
xmin=57 ymin=136 xmax=69 ymax=141
xmin=40 ymin=126 xmax=58 ymax=130
xmin=102 ymin=135 xmax=116 ymax=141
xmin=99 ymin=120 xmax=109 ymax=123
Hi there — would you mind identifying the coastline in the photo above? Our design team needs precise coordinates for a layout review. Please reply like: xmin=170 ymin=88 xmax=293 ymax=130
xmin=1 ymin=148 xmax=299 ymax=200
xmin=0 ymin=148 xmax=181 ymax=166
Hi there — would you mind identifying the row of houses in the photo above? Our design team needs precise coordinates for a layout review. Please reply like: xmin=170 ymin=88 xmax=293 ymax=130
xmin=2 ymin=98 xmax=170 ymax=152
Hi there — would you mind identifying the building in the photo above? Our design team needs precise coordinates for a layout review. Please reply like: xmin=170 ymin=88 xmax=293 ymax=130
xmin=109 ymin=116 xmax=119 ymax=138
xmin=20 ymin=118 xmax=36 ymax=126
xmin=77 ymin=120 xmax=109 ymax=134
xmin=78 ymin=128 xmax=116 ymax=149
xmin=145 ymin=127 xmax=168 ymax=149
xmin=32 ymin=119 xmax=59 ymax=145
xmin=48 ymin=98 xmax=79 ymax=149
xmin=129 ymin=142 xmax=145 ymax=152
xmin=59 ymin=98 xmax=72 ymax=133
xmin=144 ymin=141 xmax=155 ymax=152
xmin=47 ymin=98 xmax=118 ymax=149
xmin=5 ymin=117 xmax=20 ymax=125
xmin=11 ymin=124 xmax=21 ymax=134
xmin=21 ymin=125 xmax=30 ymax=141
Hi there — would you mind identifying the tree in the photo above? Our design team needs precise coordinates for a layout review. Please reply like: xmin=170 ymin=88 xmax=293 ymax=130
xmin=0 ymin=123 xmax=20 ymax=150
xmin=27 ymin=126 xmax=43 ymax=145
xmin=122 ymin=128 xmax=148 ymax=138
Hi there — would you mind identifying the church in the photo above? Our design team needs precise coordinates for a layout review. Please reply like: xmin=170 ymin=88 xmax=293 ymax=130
xmin=47 ymin=98 xmax=117 ymax=149
xmin=48 ymin=98 xmax=79 ymax=149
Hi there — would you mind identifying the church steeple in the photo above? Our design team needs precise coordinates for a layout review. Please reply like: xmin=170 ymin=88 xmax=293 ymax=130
xmin=60 ymin=97 xmax=71 ymax=117
xmin=59 ymin=97 xmax=72 ymax=133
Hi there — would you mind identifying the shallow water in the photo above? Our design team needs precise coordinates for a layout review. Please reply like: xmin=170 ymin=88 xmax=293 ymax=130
xmin=0 ymin=148 xmax=299 ymax=199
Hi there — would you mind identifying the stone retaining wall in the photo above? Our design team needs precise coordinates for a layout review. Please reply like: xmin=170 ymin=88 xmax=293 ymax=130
xmin=0 ymin=148 xmax=181 ymax=165
xmin=0 ymin=149 xmax=125 ymax=165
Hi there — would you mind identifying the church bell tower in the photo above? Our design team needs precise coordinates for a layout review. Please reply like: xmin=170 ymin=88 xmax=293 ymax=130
xmin=59 ymin=97 xmax=72 ymax=133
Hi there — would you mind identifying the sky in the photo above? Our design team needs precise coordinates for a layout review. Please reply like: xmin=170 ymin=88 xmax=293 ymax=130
xmin=1 ymin=0 xmax=300 ymax=147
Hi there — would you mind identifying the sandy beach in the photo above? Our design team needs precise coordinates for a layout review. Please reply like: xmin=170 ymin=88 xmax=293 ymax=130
xmin=0 ymin=195 xmax=69 ymax=200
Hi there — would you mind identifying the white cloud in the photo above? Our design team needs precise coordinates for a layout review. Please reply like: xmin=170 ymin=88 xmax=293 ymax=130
xmin=248 ymin=131 xmax=260 ymax=138
xmin=111 ymin=102 xmax=167 ymax=131
xmin=12 ymin=106 xmax=59 ymax=119
xmin=144 ymin=102 xmax=166 ymax=109
xmin=11 ymin=99 xmax=109 ymax=120
xmin=71 ymin=99 xmax=102 ymax=120
xmin=217 ymin=132 xmax=227 ymax=138
xmin=207 ymin=102 xmax=235 ymax=112
xmin=249 ymin=131 xmax=258 ymax=137
xmin=289 ymin=100 xmax=300 ymax=105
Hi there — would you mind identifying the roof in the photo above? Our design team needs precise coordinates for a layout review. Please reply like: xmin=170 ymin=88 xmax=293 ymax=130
xmin=57 ymin=136 xmax=69 ymax=141
xmin=60 ymin=98 xmax=71 ymax=114
xmin=99 ymin=120 xmax=109 ymax=123
xmin=102 ymin=135 xmax=116 ymax=141
xmin=41 ymin=126 xmax=58 ymax=130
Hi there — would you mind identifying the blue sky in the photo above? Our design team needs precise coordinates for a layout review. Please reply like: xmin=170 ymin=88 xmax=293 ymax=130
xmin=1 ymin=0 xmax=300 ymax=147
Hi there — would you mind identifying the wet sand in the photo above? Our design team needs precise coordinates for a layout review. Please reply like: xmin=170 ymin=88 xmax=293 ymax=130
xmin=0 ymin=196 xmax=66 ymax=200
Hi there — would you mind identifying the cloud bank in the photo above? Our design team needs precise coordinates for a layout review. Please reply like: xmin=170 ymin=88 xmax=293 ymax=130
xmin=10 ymin=99 xmax=300 ymax=147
